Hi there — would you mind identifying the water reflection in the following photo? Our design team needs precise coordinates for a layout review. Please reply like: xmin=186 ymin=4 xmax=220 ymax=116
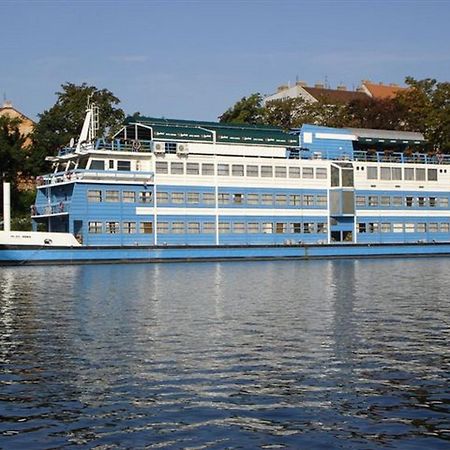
xmin=0 ymin=259 xmax=449 ymax=448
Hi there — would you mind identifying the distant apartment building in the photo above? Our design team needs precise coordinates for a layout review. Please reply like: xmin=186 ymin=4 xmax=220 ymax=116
xmin=264 ymin=80 xmax=407 ymax=105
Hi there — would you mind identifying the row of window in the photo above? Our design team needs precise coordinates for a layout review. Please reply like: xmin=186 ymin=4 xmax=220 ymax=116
xmin=356 ymin=195 xmax=449 ymax=208
xmin=90 ymin=159 xmax=133 ymax=171
xmin=87 ymin=190 xmax=328 ymax=207
xmin=365 ymin=166 xmax=442 ymax=182
xmin=88 ymin=221 xmax=328 ymax=234
xmin=155 ymin=161 xmax=328 ymax=179
xmin=358 ymin=222 xmax=450 ymax=233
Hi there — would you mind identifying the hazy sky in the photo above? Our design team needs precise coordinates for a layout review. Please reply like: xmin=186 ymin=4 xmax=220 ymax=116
xmin=1 ymin=0 xmax=450 ymax=121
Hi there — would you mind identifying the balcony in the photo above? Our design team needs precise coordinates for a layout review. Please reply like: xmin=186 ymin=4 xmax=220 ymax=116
xmin=31 ymin=200 xmax=70 ymax=217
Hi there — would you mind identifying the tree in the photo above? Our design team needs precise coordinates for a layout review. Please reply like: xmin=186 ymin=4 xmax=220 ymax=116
xmin=219 ymin=93 xmax=265 ymax=124
xmin=30 ymin=82 xmax=125 ymax=173
xmin=0 ymin=116 xmax=26 ymax=182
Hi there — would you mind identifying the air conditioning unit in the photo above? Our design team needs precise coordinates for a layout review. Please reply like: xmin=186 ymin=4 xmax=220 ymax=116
xmin=177 ymin=143 xmax=189 ymax=156
xmin=153 ymin=142 xmax=165 ymax=154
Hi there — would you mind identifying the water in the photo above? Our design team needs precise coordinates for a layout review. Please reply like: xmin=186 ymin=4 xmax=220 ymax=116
xmin=0 ymin=259 xmax=449 ymax=449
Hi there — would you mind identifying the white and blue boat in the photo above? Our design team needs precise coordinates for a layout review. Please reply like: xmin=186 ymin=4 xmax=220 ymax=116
xmin=1 ymin=102 xmax=450 ymax=265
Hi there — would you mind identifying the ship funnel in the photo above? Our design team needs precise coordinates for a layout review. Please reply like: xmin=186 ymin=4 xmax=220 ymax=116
xmin=3 ymin=181 xmax=11 ymax=232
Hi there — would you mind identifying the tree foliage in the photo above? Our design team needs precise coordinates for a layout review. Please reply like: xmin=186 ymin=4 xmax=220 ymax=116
xmin=0 ymin=116 xmax=27 ymax=181
xmin=219 ymin=93 xmax=265 ymax=124
xmin=30 ymin=82 xmax=125 ymax=173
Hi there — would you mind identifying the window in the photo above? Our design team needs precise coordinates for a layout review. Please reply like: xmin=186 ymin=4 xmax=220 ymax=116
xmin=188 ymin=222 xmax=200 ymax=233
xmin=303 ymin=195 xmax=314 ymax=206
xmin=380 ymin=196 xmax=391 ymax=206
xmin=429 ymin=223 xmax=439 ymax=232
xmin=233 ymin=222 xmax=246 ymax=233
xmin=203 ymin=192 xmax=215 ymax=204
xmin=275 ymin=222 xmax=286 ymax=233
xmin=109 ymin=160 xmax=114 ymax=169
xmin=123 ymin=222 xmax=136 ymax=234
xmin=105 ymin=190 xmax=120 ymax=202
xmin=123 ymin=191 xmax=136 ymax=203
xmin=262 ymin=222 xmax=273 ymax=234
xmin=261 ymin=166 xmax=273 ymax=177
xmin=88 ymin=221 xmax=102 ymax=233
xmin=172 ymin=222 xmax=185 ymax=234
xmin=202 ymin=163 xmax=214 ymax=175
xmin=416 ymin=223 xmax=426 ymax=233
xmin=157 ymin=222 xmax=169 ymax=234
xmin=289 ymin=167 xmax=301 ymax=178
xmin=367 ymin=166 xmax=378 ymax=180
xmin=440 ymin=223 xmax=450 ymax=233
xmin=393 ymin=223 xmax=403 ymax=233
xmin=232 ymin=165 xmax=244 ymax=176
xmin=247 ymin=222 xmax=260 ymax=233
xmin=358 ymin=223 xmax=366 ymax=233
xmin=275 ymin=166 xmax=287 ymax=178
xmin=428 ymin=169 xmax=438 ymax=181
xmin=87 ymin=190 xmax=102 ymax=202
xmin=405 ymin=196 xmax=414 ymax=207
xmin=219 ymin=222 xmax=230 ymax=233
xmin=356 ymin=196 xmax=366 ymax=207
xmin=416 ymin=168 xmax=426 ymax=181
xmin=172 ymin=192 xmax=185 ymax=203
xmin=381 ymin=223 xmax=391 ymax=233
xmin=405 ymin=223 xmax=415 ymax=233
xmin=392 ymin=167 xmax=402 ymax=180
xmin=275 ymin=194 xmax=287 ymax=205
xmin=140 ymin=222 xmax=153 ymax=234
xmin=380 ymin=167 xmax=391 ymax=180
xmin=233 ymin=193 xmax=243 ymax=204
xmin=186 ymin=163 xmax=200 ymax=175
xmin=302 ymin=167 xmax=314 ymax=179
xmin=117 ymin=160 xmax=131 ymax=171
xmin=303 ymin=223 xmax=314 ymax=233
xmin=418 ymin=197 xmax=426 ymax=207
xmin=439 ymin=197 xmax=449 ymax=208
xmin=261 ymin=194 xmax=273 ymax=205
xmin=317 ymin=223 xmax=327 ymax=234
xmin=165 ymin=142 xmax=177 ymax=153
xmin=106 ymin=221 xmax=120 ymax=234
xmin=368 ymin=223 xmax=379 ymax=233
xmin=139 ymin=191 xmax=152 ymax=203
xmin=246 ymin=165 xmax=259 ymax=177
xmin=217 ymin=164 xmax=229 ymax=176
xmin=392 ymin=196 xmax=403 ymax=207
xmin=316 ymin=168 xmax=327 ymax=179
xmin=187 ymin=192 xmax=200 ymax=203
xmin=368 ymin=196 xmax=379 ymax=207
xmin=218 ymin=193 xmax=230 ymax=204
xmin=291 ymin=223 xmax=302 ymax=233
xmin=203 ymin=222 xmax=215 ymax=233
xmin=171 ymin=162 xmax=184 ymax=174
xmin=155 ymin=161 xmax=168 ymax=174
xmin=290 ymin=194 xmax=301 ymax=206
xmin=90 ymin=159 xmax=105 ymax=170
xmin=156 ymin=192 xmax=169 ymax=203
xmin=247 ymin=193 xmax=259 ymax=205
xmin=404 ymin=168 xmax=414 ymax=180
xmin=429 ymin=197 xmax=437 ymax=207
xmin=316 ymin=195 xmax=327 ymax=207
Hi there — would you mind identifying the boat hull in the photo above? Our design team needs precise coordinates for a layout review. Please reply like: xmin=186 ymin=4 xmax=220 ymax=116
xmin=2 ymin=242 xmax=450 ymax=265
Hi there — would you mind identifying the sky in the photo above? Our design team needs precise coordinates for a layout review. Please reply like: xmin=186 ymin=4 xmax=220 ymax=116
xmin=1 ymin=0 xmax=450 ymax=122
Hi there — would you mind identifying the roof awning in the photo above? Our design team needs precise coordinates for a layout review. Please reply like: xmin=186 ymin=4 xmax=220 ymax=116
xmin=347 ymin=128 xmax=426 ymax=145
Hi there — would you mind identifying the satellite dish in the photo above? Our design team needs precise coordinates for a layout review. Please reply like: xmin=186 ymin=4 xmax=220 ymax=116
xmin=69 ymin=137 xmax=75 ymax=147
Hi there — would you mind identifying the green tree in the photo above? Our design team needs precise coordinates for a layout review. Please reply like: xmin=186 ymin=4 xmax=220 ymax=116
xmin=0 ymin=116 xmax=26 ymax=181
xmin=219 ymin=93 xmax=265 ymax=124
xmin=30 ymin=82 xmax=125 ymax=174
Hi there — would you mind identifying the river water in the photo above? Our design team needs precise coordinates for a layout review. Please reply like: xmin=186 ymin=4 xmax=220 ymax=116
xmin=0 ymin=259 xmax=449 ymax=449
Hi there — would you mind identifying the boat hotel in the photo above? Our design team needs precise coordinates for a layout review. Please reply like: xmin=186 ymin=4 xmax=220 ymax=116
xmin=1 ymin=103 xmax=450 ymax=264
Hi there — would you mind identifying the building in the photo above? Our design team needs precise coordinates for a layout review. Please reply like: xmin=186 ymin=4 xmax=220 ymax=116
xmin=0 ymin=100 xmax=35 ymax=147
xmin=264 ymin=80 xmax=407 ymax=105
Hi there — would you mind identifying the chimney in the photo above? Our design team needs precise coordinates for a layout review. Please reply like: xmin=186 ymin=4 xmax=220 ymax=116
xmin=296 ymin=80 xmax=307 ymax=87
xmin=314 ymin=83 xmax=325 ymax=89
xmin=337 ymin=84 xmax=347 ymax=91
xmin=277 ymin=84 xmax=289 ymax=93
xmin=389 ymin=83 xmax=399 ymax=87
xmin=2 ymin=100 xmax=12 ymax=108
